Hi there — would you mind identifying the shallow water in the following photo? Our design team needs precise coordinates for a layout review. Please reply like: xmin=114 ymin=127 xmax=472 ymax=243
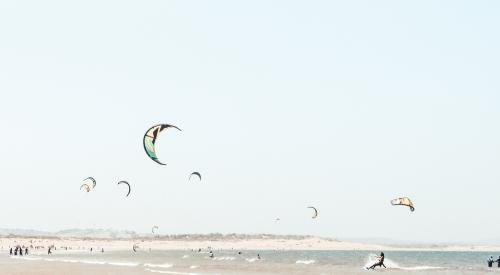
xmin=10 ymin=249 xmax=500 ymax=274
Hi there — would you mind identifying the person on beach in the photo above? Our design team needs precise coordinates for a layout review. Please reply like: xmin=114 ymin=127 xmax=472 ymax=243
xmin=367 ymin=252 xmax=386 ymax=270
xmin=488 ymin=256 xmax=494 ymax=267
xmin=48 ymin=247 xmax=52 ymax=255
xmin=9 ymin=248 xmax=12 ymax=255
xmin=25 ymin=248 xmax=28 ymax=255
xmin=257 ymin=254 xmax=261 ymax=260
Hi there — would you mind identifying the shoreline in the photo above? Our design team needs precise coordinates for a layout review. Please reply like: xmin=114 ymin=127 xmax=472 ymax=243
xmin=2 ymin=235 xmax=500 ymax=253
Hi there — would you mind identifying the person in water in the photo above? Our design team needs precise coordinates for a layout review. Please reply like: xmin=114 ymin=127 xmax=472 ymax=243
xmin=496 ymin=256 xmax=500 ymax=268
xmin=9 ymin=248 xmax=12 ymax=255
xmin=488 ymin=256 xmax=494 ymax=267
xmin=367 ymin=252 xmax=386 ymax=270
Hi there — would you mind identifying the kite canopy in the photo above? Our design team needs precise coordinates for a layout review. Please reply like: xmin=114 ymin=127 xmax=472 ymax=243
xmin=143 ymin=124 xmax=181 ymax=165
xmin=152 ymin=225 xmax=159 ymax=236
xmin=118 ymin=181 xmax=131 ymax=197
xmin=83 ymin=177 xmax=96 ymax=189
xmin=80 ymin=184 xmax=90 ymax=193
xmin=307 ymin=206 xmax=318 ymax=219
xmin=391 ymin=197 xmax=415 ymax=212
xmin=189 ymin=172 xmax=201 ymax=181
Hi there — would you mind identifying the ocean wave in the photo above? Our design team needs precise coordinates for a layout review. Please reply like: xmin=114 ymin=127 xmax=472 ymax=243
xmin=212 ymin=256 xmax=235 ymax=261
xmin=144 ymin=268 xmax=218 ymax=275
xmin=11 ymin=256 xmax=42 ymax=261
xmin=12 ymin=256 xmax=139 ymax=267
xmin=108 ymin=262 xmax=140 ymax=267
xmin=296 ymin=259 xmax=315 ymax=265
xmin=144 ymin=263 xmax=174 ymax=268
xmin=364 ymin=254 xmax=443 ymax=271
xmin=245 ymin=258 xmax=258 ymax=263
xmin=76 ymin=260 xmax=107 ymax=265
xmin=400 ymin=265 xmax=444 ymax=271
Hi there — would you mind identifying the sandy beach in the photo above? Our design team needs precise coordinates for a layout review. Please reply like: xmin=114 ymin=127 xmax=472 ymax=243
xmin=1 ymin=234 xmax=499 ymax=275
xmin=2 ymin=234 xmax=500 ymax=252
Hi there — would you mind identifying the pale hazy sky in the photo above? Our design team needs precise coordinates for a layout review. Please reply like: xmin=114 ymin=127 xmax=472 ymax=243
xmin=1 ymin=1 xmax=499 ymax=243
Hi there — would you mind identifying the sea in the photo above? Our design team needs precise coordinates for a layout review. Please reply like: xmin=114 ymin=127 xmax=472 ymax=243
xmin=9 ymin=249 xmax=500 ymax=274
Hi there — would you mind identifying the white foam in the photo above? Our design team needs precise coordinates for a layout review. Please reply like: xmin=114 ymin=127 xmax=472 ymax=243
xmin=400 ymin=266 xmax=444 ymax=271
xmin=212 ymin=256 xmax=235 ymax=261
xmin=79 ymin=260 xmax=107 ymax=265
xmin=58 ymin=259 xmax=80 ymax=263
xmin=144 ymin=268 xmax=218 ymax=275
xmin=245 ymin=258 xmax=258 ymax=263
xmin=296 ymin=259 xmax=315 ymax=265
xmin=363 ymin=253 xmax=443 ymax=271
xmin=190 ymin=265 xmax=199 ymax=269
xmin=144 ymin=263 xmax=174 ymax=268
xmin=11 ymin=256 xmax=42 ymax=261
xmin=182 ymin=255 xmax=190 ymax=259
xmin=108 ymin=262 xmax=140 ymax=267
xmin=14 ymin=256 xmax=135 ymax=267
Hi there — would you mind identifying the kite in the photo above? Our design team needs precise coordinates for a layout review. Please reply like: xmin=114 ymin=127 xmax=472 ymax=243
xmin=80 ymin=184 xmax=90 ymax=193
xmin=143 ymin=124 xmax=181 ymax=165
xmin=152 ymin=225 xmax=159 ymax=236
xmin=83 ymin=177 xmax=96 ymax=189
xmin=307 ymin=206 xmax=318 ymax=219
xmin=118 ymin=181 xmax=131 ymax=197
xmin=189 ymin=172 xmax=201 ymax=181
xmin=391 ymin=197 xmax=415 ymax=212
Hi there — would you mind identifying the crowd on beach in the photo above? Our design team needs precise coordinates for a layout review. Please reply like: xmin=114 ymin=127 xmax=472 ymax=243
xmin=7 ymin=244 xmax=103 ymax=256
xmin=9 ymin=246 xmax=29 ymax=256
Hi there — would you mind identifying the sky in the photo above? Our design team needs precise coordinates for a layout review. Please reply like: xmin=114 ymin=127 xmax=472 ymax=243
xmin=0 ymin=0 xmax=499 ymax=243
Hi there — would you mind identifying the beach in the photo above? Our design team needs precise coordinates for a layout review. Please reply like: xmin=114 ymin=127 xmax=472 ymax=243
xmin=2 ymin=235 xmax=500 ymax=274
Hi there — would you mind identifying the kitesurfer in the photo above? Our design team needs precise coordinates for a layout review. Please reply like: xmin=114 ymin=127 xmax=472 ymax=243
xmin=367 ymin=252 xmax=386 ymax=270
